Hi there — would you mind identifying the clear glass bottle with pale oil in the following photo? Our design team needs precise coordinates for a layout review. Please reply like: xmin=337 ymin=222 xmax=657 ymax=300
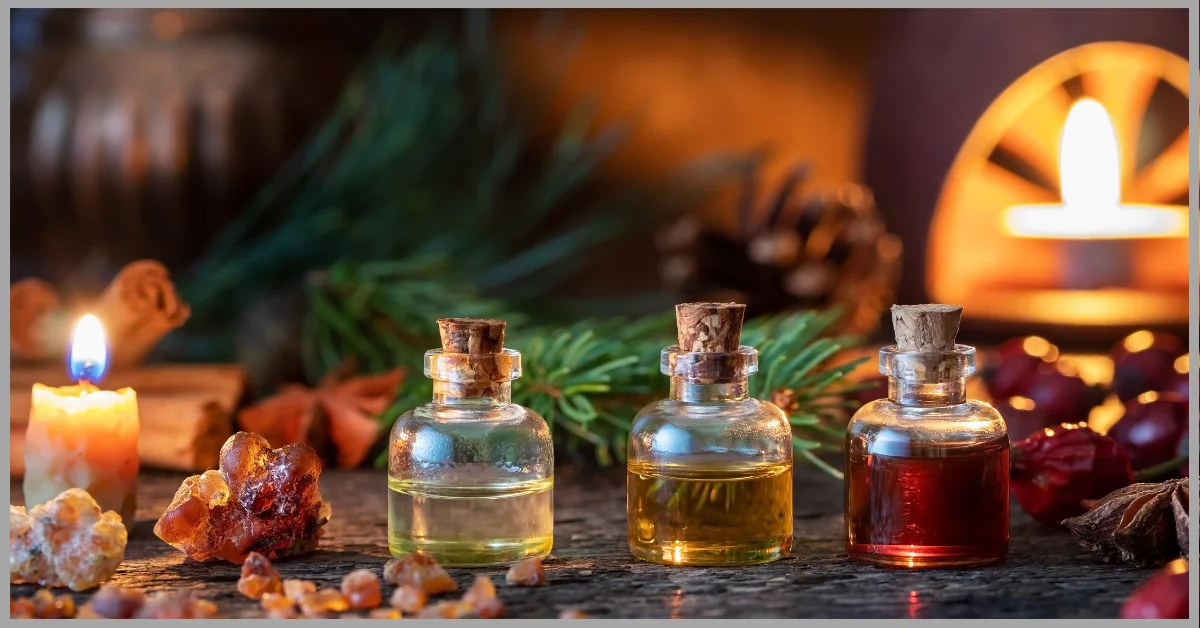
xmin=387 ymin=318 xmax=553 ymax=566
xmin=627 ymin=303 xmax=794 ymax=566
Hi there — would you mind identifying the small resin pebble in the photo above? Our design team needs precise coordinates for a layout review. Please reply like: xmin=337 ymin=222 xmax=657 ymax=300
xmin=389 ymin=584 xmax=428 ymax=613
xmin=506 ymin=557 xmax=546 ymax=586
xmin=461 ymin=575 xmax=504 ymax=619
xmin=10 ymin=488 xmax=128 ymax=591
xmin=383 ymin=552 xmax=457 ymax=595
xmin=11 ymin=589 xmax=77 ymax=619
xmin=416 ymin=600 xmax=477 ymax=619
xmin=368 ymin=608 xmax=404 ymax=619
xmin=341 ymin=569 xmax=383 ymax=610
xmin=299 ymin=588 xmax=350 ymax=617
xmin=237 ymin=552 xmax=283 ymax=599
xmin=77 ymin=585 xmax=146 ymax=619
xmin=559 ymin=608 xmax=590 ymax=619
xmin=283 ymin=579 xmax=317 ymax=604
xmin=154 ymin=432 xmax=332 ymax=563
xmin=133 ymin=591 xmax=219 ymax=619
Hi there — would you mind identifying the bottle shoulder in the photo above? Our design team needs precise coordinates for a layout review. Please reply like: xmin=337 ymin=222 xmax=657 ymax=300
xmin=847 ymin=398 xmax=1008 ymax=447
xmin=631 ymin=397 xmax=786 ymax=429
xmin=627 ymin=397 xmax=792 ymax=465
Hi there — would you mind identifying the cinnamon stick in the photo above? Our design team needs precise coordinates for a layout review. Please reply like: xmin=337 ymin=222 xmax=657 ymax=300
xmin=10 ymin=278 xmax=63 ymax=362
xmin=94 ymin=260 xmax=191 ymax=366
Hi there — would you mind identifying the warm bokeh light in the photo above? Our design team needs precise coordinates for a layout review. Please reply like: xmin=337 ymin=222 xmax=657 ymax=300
xmin=1123 ymin=330 xmax=1156 ymax=353
xmin=1174 ymin=355 xmax=1188 ymax=374
xmin=1009 ymin=396 xmax=1037 ymax=411
xmin=1021 ymin=336 xmax=1057 ymax=360
xmin=69 ymin=314 xmax=108 ymax=384
xmin=1137 ymin=391 xmax=1160 ymax=404
xmin=1003 ymin=99 xmax=1186 ymax=239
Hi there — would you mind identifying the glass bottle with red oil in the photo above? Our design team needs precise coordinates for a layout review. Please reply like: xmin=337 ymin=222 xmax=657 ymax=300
xmin=845 ymin=304 xmax=1009 ymax=568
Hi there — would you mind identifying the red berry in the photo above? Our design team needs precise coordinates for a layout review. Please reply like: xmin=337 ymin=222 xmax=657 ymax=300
xmin=1120 ymin=559 xmax=1188 ymax=619
xmin=1109 ymin=331 xmax=1183 ymax=403
xmin=1023 ymin=364 xmax=1105 ymax=424
xmin=1106 ymin=393 xmax=1188 ymax=472
xmin=982 ymin=337 xmax=1058 ymax=399
xmin=993 ymin=397 xmax=1056 ymax=442
xmin=1010 ymin=423 xmax=1133 ymax=525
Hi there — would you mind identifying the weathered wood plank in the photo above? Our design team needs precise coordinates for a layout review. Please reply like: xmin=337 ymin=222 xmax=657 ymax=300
xmin=10 ymin=465 xmax=1150 ymax=618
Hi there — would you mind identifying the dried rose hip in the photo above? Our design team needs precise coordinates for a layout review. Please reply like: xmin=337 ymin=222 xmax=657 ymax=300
xmin=237 ymin=551 xmax=283 ymax=599
xmin=299 ymin=589 xmax=350 ymax=617
xmin=993 ymin=396 xmax=1055 ymax=442
xmin=341 ymin=569 xmax=383 ymax=610
xmin=461 ymin=575 xmax=504 ymax=619
xmin=981 ymin=336 xmax=1058 ymax=399
xmin=1023 ymin=364 xmax=1106 ymax=424
xmin=1110 ymin=332 xmax=1184 ymax=403
xmin=506 ymin=557 xmax=546 ymax=586
xmin=1106 ymin=394 xmax=1188 ymax=473
xmin=389 ymin=584 xmax=428 ymax=613
xmin=383 ymin=552 xmax=457 ymax=595
xmin=1120 ymin=558 xmax=1189 ymax=619
xmin=1010 ymin=423 xmax=1134 ymax=524
xmin=283 ymin=579 xmax=317 ymax=604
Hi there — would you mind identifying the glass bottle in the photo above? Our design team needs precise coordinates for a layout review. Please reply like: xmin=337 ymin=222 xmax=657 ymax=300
xmin=845 ymin=304 xmax=1009 ymax=568
xmin=627 ymin=302 xmax=794 ymax=566
xmin=387 ymin=318 xmax=553 ymax=566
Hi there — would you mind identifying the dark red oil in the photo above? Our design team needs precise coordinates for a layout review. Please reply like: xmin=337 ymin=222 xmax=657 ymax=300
xmin=845 ymin=435 xmax=1010 ymax=568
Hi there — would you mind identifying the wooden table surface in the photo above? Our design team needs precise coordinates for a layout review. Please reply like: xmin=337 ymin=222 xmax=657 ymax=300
xmin=10 ymin=464 xmax=1152 ymax=619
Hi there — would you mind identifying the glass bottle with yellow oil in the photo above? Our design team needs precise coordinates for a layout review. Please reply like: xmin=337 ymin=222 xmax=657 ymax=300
xmin=387 ymin=318 xmax=553 ymax=566
xmin=627 ymin=302 xmax=794 ymax=566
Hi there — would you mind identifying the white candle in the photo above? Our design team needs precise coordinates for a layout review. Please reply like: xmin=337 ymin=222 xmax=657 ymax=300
xmin=23 ymin=314 xmax=140 ymax=529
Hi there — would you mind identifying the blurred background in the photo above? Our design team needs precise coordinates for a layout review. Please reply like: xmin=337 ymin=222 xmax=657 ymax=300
xmin=8 ymin=7 xmax=1191 ymax=473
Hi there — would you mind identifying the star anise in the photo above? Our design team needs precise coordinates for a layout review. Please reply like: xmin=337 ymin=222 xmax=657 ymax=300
xmin=1061 ymin=478 xmax=1189 ymax=568
xmin=237 ymin=360 xmax=405 ymax=468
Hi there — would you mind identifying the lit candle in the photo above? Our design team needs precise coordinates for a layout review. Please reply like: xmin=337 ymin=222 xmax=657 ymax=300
xmin=23 ymin=314 xmax=140 ymax=529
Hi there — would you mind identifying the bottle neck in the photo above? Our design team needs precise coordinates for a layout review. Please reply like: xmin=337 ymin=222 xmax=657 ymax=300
xmin=669 ymin=377 xmax=749 ymax=402
xmin=888 ymin=378 xmax=967 ymax=407
xmin=432 ymin=381 xmax=512 ymax=405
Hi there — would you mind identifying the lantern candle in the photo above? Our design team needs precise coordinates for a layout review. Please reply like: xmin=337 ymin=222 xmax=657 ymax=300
xmin=23 ymin=314 xmax=140 ymax=529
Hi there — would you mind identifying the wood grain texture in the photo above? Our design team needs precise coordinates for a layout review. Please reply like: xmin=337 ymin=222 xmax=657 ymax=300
xmin=10 ymin=465 xmax=1150 ymax=618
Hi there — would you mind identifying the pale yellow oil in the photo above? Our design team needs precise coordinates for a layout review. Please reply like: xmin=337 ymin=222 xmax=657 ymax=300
xmin=627 ymin=460 xmax=793 ymax=566
xmin=387 ymin=475 xmax=553 ymax=566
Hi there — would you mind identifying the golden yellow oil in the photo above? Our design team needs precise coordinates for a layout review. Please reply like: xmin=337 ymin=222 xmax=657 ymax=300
xmin=627 ymin=460 xmax=793 ymax=565
xmin=387 ymin=475 xmax=553 ymax=566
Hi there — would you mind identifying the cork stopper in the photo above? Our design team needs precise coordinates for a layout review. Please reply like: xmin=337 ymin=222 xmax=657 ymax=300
xmin=675 ymin=302 xmax=745 ymax=353
xmin=890 ymin=304 xmax=962 ymax=352
xmin=437 ymin=318 xmax=506 ymax=354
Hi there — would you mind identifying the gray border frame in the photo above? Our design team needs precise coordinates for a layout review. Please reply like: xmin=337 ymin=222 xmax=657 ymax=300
xmin=3 ymin=1 xmax=1197 ymax=624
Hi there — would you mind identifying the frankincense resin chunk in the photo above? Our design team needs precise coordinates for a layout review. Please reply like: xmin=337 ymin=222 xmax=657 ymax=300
xmin=154 ymin=432 xmax=332 ymax=563
xmin=462 ymin=575 xmax=504 ymax=619
xmin=11 ymin=589 xmax=77 ymax=619
xmin=78 ymin=585 xmax=146 ymax=618
xmin=389 ymin=584 xmax=428 ymax=613
xmin=341 ymin=569 xmax=383 ymax=610
xmin=383 ymin=552 xmax=457 ymax=595
xmin=283 ymin=579 xmax=317 ymax=604
xmin=506 ymin=557 xmax=546 ymax=586
xmin=10 ymin=488 xmax=128 ymax=591
xmin=237 ymin=552 xmax=283 ymax=599
xmin=133 ymin=591 xmax=218 ymax=619
xmin=299 ymin=589 xmax=350 ymax=617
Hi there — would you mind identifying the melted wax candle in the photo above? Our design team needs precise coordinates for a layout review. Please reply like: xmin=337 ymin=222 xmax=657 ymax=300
xmin=23 ymin=314 xmax=140 ymax=529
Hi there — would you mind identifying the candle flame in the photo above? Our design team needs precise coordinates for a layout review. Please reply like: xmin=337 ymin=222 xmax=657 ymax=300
xmin=69 ymin=314 xmax=108 ymax=384
xmin=1002 ymin=98 xmax=1185 ymax=239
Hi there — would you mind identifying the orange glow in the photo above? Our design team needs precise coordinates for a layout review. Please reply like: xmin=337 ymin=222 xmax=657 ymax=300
xmin=1003 ymin=99 xmax=1185 ymax=240
xmin=1123 ymin=330 xmax=1156 ymax=353
xmin=1137 ymin=391 xmax=1160 ymax=404
xmin=1021 ymin=336 xmax=1056 ymax=360
xmin=1009 ymin=396 xmax=1037 ymax=411
xmin=1174 ymin=355 xmax=1188 ymax=374
xmin=927 ymin=42 xmax=1190 ymax=327
xmin=1088 ymin=395 xmax=1126 ymax=434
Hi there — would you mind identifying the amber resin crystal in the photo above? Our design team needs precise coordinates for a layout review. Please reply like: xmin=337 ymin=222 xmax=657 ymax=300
xmin=154 ymin=431 xmax=332 ymax=563
xmin=10 ymin=488 xmax=128 ymax=591
xmin=1062 ymin=478 xmax=1189 ymax=568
